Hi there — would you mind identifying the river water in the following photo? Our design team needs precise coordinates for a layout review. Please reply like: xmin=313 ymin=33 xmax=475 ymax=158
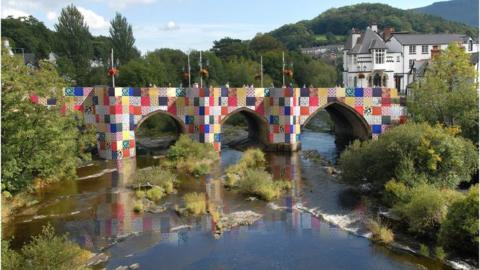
xmin=3 ymin=130 xmax=450 ymax=270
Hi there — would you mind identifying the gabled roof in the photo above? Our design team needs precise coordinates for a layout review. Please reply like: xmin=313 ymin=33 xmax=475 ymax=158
xmin=348 ymin=27 xmax=387 ymax=54
xmin=392 ymin=33 xmax=468 ymax=45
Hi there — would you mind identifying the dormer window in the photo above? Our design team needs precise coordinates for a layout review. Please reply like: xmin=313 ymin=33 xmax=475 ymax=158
xmin=469 ymin=40 xmax=473 ymax=51
xmin=375 ymin=49 xmax=385 ymax=64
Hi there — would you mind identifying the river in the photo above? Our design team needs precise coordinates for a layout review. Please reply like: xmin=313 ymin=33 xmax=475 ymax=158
xmin=3 ymin=130 xmax=451 ymax=270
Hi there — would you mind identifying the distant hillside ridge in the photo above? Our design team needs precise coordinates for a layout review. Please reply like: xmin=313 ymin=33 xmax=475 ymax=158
xmin=269 ymin=3 xmax=478 ymax=50
xmin=413 ymin=0 xmax=479 ymax=27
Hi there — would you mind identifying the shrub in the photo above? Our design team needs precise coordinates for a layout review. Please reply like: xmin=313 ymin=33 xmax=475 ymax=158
xmin=237 ymin=169 xmax=291 ymax=201
xmin=146 ymin=186 xmax=165 ymax=202
xmin=183 ymin=192 xmax=206 ymax=216
xmin=135 ymin=190 xmax=145 ymax=199
xmin=225 ymin=148 xmax=266 ymax=188
xmin=384 ymin=179 xmax=409 ymax=206
xmin=133 ymin=200 xmax=144 ymax=213
xmin=438 ymin=185 xmax=479 ymax=256
xmin=393 ymin=184 xmax=459 ymax=235
xmin=339 ymin=123 xmax=478 ymax=190
xmin=2 ymin=224 xmax=92 ymax=270
xmin=434 ymin=246 xmax=446 ymax=260
xmin=419 ymin=244 xmax=430 ymax=257
xmin=367 ymin=219 xmax=394 ymax=244
xmin=135 ymin=166 xmax=176 ymax=193
xmin=165 ymin=135 xmax=218 ymax=176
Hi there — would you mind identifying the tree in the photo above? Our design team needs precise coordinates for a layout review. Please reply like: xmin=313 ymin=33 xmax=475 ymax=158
xmin=1 ymin=51 xmax=95 ymax=194
xmin=249 ymin=34 xmax=284 ymax=53
xmin=211 ymin=37 xmax=252 ymax=61
xmin=109 ymin=12 xmax=140 ymax=66
xmin=339 ymin=123 xmax=478 ymax=190
xmin=1 ymin=16 xmax=54 ymax=60
xmin=439 ymin=185 xmax=479 ymax=256
xmin=408 ymin=43 xmax=478 ymax=143
xmin=54 ymin=5 xmax=93 ymax=85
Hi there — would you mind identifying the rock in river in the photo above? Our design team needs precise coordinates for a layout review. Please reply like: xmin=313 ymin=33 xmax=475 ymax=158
xmin=216 ymin=211 xmax=262 ymax=234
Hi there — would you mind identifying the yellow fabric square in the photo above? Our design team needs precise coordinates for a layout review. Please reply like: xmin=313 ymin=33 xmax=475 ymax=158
xmin=345 ymin=97 xmax=355 ymax=106
xmin=114 ymin=87 xmax=122 ymax=96
xmin=237 ymin=88 xmax=246 ymax=98
xmin=390 ymin=88 xmax=398 ymax=98
xmin=149 ymin=88 xmax=158 ymax=97
xmin=363 ymin=98 xmax=374 ymax=107
xmin=335 ymin=88 xmax=346 ymax=97
xmin=213 ymin=88 xmax=221 ymax=98
xmin=213 ymin=124 xmax=221 ymax=133
xmin=167 ymin=88 xmax=176 ymax=97
xmin=255 ymin=88 xmax=264 ymax=97
xmin=121 ymin=96 xmax=129 ymax=105
xmin=318 ymin=88 xmax=328 ymax=97
xmin=123 ymin=131 xmax=130 ymax=140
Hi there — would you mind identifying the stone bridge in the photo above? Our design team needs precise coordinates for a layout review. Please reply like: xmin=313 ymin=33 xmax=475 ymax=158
xmin=34 ymin=87 xmax=407 ymax=159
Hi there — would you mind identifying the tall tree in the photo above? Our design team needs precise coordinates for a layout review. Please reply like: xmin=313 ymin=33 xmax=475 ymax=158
xmin=55 ymin=5 xmax=93 ymax=85
xmin=109 ymin=12 xmax=139 ymax=66
xmin=408 ymin=43 xmax=478 ymax=143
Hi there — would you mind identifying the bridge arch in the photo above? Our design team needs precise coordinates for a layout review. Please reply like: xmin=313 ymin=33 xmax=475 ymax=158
xmin=302 ymin=101 xmax=372 ymax=141
xmin=220 ymin=107 xmax=270 ymax=146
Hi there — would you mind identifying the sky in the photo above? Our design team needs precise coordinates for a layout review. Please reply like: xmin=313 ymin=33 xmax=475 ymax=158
xmin=2 ymin=0 xmax=440 ymax=53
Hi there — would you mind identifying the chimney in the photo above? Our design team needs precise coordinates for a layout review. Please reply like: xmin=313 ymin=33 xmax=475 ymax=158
xmin=351 ymin=28 xmax=361 ymax=48
xmin=370 ymin=23 xmax=378 ymax=32
xmin=383 ymin=27 xmax=394 ymax=40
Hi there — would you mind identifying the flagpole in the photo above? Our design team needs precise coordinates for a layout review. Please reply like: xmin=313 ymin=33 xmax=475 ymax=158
xmin=187 ymin=52 xmax=191 ymax=88
xmin=199 ymin=51 xmax=203 ymax=88
xmin=282 ymin=51 xmax=285 ymax=87
xmin=260 ymin=55 xmax=264 ymax=88
xmin=111 ymin=48 xmax=115 ymax=88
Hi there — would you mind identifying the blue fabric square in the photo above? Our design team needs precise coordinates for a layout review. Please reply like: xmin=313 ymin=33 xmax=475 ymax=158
xmin=159 ymin=97 xmax=168 ymax=105
xmin=108 ymin=87 xmax=115 ymax=96
xmin=300 ymin=88 xmax=309 ymax=97
xmin=185 ymin=115 xmax=194 ymax=124
xmin=214 ymin=133 xmax=221 ymax=142
xmin=246 ymin=97 xmax=256 ymax=106
xmin=122 ymin=87 xmax=130 ymax=96
xmin=285 ymin=134 xmax=291 ymax=143
xmin=355 ymin=88 xmax=364 ymax=97
xmin=373 ymin=88 xmax=382 ymax=97
xmin=204 ymin=124 xmax=210 ymax=133
xmin=74 ymin=87 xmax=83 ymax=96
xmin=110 ymin=124 xmax=117 ymax=133
xmin=198 ymin=133 xmax=205 ymax=143
xmin=372 ymin=125 xmax=382 ymax=134
xmin=270 ymin=115 xmax=279 ymax=124
xmin=47 ymin=98 xmax=56 ymax=105
xmin=133 ymin=88 xmax=141 ymax=96
xmin=221 ymin=88 xmax=228 ymax=97
xmin=204 ymin=88 xmax=210 ymax=96
xmin=199 ymin=106 xmax=205 ymax=115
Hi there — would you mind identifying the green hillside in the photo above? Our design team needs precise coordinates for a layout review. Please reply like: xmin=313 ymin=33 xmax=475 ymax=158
xmin=414 ymin=0 xmax=479 ymax=27
xmin=270 ymin=3 xmax=478 ymax=50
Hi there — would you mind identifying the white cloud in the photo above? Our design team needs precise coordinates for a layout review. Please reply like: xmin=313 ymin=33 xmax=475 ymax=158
xmin=77 ymin=7 xmax=109 ymax=30
xmin=46 ymin=11 xmax=57 ymax=21
xmin=1 ymin=7 xmax=29 ymax=18
xmin=106 ymin=0 xmax=156 ymax=9
xmin=160 ymin=21 xmax=180 ymax=31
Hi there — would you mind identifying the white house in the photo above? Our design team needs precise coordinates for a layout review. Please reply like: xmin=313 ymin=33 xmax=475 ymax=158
xmin=343 ymin=24 xmax=478 ymax=94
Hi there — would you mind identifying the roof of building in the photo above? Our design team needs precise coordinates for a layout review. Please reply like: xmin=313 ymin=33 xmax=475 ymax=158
xmin=392 ymin=33 xmax=468 ymax=45
xmin=348 ymin=27 xmax=387 ymax=54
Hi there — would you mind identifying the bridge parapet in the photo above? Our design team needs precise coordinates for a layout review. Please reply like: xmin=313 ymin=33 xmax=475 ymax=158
xmin=32 ymin=86 xmax=406 ymax=159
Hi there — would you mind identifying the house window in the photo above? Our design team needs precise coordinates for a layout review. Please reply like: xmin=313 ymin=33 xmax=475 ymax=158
xmin=354 ymin=76 xmax=358 ymax=87
xmin=396 ymin=56 xmax=400 ymax=62
xmin=409 ymin=45 xmax=416 ymax=55
xmin=375 ymin=49 xmax=385 ymax=64
xmin=469 ymin=40 xmax=473 ymax=51
xmin=422 ymin=45 xmax=428 ymax=54
xmin=432 ymin=45 xmax=439 ymax=50
xmin=353 ymin=56 xmax=357 ymax=65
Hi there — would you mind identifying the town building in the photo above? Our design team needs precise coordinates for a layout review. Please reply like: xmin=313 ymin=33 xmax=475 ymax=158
xmin=342 ymin=24 xmax=478 ymax=94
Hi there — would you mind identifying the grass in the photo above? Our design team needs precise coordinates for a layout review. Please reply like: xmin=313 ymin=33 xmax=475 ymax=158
xmin=133 ymin=200 xmax=144 ymax=213
xmin=164 ymin=135 xmax=219 ymax=177
xmin=434 ymin=246 xmax=446 ymax=260
xmin=183 ymin=192 xmax=206 ymax=216
xmin=419 ymin=244 xmax=430 ymax=257
xmin=224 ymin=149 xmax=291 ymax=201
xmin=367 ymin=219 xmax=394 ymax=244
xmin=135 ymin=166 xmax=176 ymax=193
xmin=145 ymin=186 xmax=165 ymax=202
xmin=2 ymin=224 xmax=93 ymax=270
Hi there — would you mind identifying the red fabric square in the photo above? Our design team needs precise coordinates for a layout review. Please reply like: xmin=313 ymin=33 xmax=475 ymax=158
xmin=221 ymin=107 xmax=228 ymax=115
xmin=355 ymin=106 xmax=364 ymax=115
xmin=273 ymin=124 xmax=279 ymax=133
xmin=309 ymin=96 xmax=319 ymax=106
xmin=381 ymin=98 xmax=391 ymax=106
xmin=141 ymin=96 xmax=150 ymax=106
xmin=228 ymin=97 xmax=237 ymax=106
xmin=130 ymin=139 xmax=135 ymax=148
xmin=30 ymin=95 xmax=39 ymax=103
xmin=372 ymin=107 xmax=382 ymax=115
xmin=300 ymin=107 xmax=309 ymax=115
xmin=123 ymin=149 xmax=130 ymax=158
xmin=168 ymin=104 xmax=176 ymax=114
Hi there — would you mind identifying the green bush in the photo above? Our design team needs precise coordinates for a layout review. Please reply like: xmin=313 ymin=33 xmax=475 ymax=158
xmin=225 ymin=148 xmax=266 ymax=187
xmin=135 ymin=166 xmax=176 ymax=193
xmin=133 ymin=200 xmax=144 ymax=213
xmin=434 ymin=246 xmax=446 ymax=260
xmin=339 ymin=123 xmax=478 ymax=190
xmin=146 ymin=186 xmax=165 ymax=202
xmin=2 ymin=224 xmax=92 ymax=270
xmin=165 ymin=135 xmax=218 ymax=176
xmin=237 ymin=169 xmax=291 ymax=201
xmin=393 ymin=184 xmax=461 ymax=235
xmin=183 ymin=192 xmax=206 ymax=216
xmin=419 ymin=244 xmax=430 ymax=257
xmin=367 ymin=219 xmax=394 ymax=244
xmin=439 ymin=185 xmax=479 ymax=256
xmin=384 ymin=179 xmax=409 ymax=206
xmin=135 ymin=190 xmax=145 ymax=199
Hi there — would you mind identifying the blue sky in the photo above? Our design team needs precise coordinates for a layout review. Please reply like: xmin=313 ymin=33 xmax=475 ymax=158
xmin=2 ymin=0 xmax=439 ymax=53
